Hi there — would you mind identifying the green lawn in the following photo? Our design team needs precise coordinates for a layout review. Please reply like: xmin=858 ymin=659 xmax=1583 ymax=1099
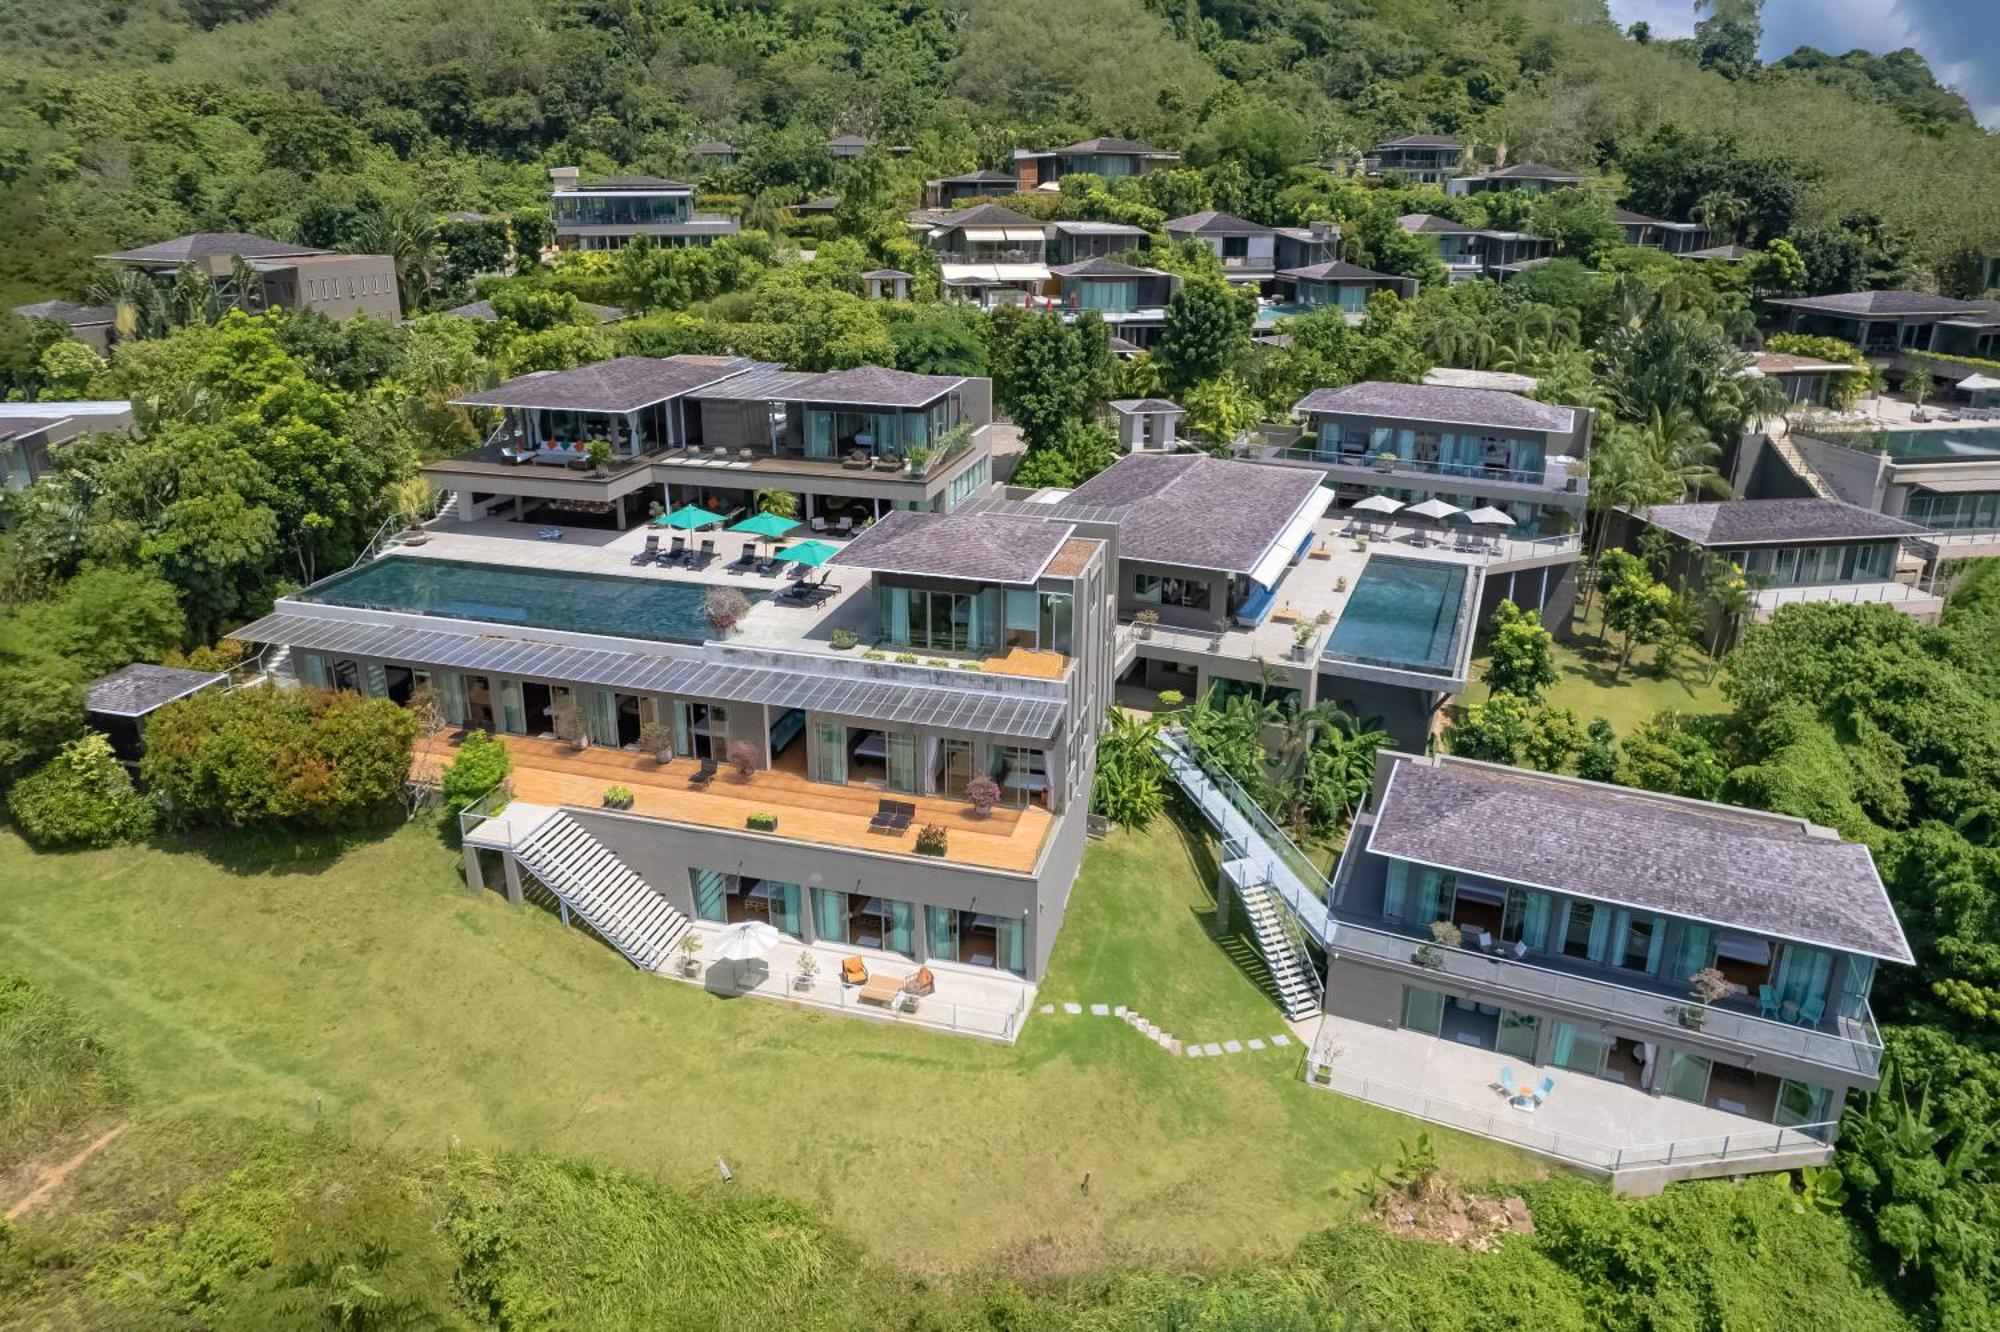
xmin=0 ymin=815 xmax=1534 ymax=1275
xmin=1464 ymin=599 xmax=1728 ymax=735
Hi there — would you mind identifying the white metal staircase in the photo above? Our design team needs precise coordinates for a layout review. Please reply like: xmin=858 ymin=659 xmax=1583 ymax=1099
xmin=511 ymin=813 xmax=691 ymax=970
xmin=1236 ymin=877 xmax=1322 ymax=1020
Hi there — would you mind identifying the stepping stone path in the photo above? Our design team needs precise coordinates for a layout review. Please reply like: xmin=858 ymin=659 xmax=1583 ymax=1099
xmin=1038 ymin=999 xmax=1294 ymax=1061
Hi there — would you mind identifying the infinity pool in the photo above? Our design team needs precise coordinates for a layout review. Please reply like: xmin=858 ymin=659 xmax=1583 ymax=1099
xmin=300 ymin=557 xmax=754 ymax=643
xmin=1867 ymin=426 xmax=2000 ymax=462
xmin=1324 ymin=557 xmax=1469 ymax=674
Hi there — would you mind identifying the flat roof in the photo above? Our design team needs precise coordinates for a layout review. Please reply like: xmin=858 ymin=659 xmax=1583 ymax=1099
xmin=1367 ymin=754 xmax=1913 ymax=963
xmin=452 ymin=356 xmax=753 ymax=412
xmin=86 ymin=663 xmax=226 ymax=718
xmin=1639 ymin=498 xmax=1929 ymax=547
xmin=1423 ymin=367 xmax=1539 ymax=394
xmin=232 ymin=609 xmax=1066 ymax=741
xmin=831 ymin=510 xmax=1073 ymax=585
xmin=12 ymin=299 xmax=114 ymax=326
xmin=1049 ymin=220 xmax=1150 ymax=236
xmin=1062 ymin=453 xmax=1327 ymax=575
xmin=1293 ymin=381 xmax=1576 ymax=433
xmin=1379 ymin=134 xmax=1462 ymax=148
xmin=1748 ymin=352 xmax=1858 ymax=376
xmin=1468 ymin=162 xmax=1584 ymax=180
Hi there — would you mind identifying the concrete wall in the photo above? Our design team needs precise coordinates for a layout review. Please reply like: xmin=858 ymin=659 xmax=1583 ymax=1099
xmin=269 ymin=255 xmax=403 ymax=322
xmin=1315 ymin=675 xmax=1439 ymax=752
xmin=1788 ymin=435 xmax=1889 ymax=510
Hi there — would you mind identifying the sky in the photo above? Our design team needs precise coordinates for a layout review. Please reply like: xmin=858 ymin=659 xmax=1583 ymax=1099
xmin=1603 ymin=0 xmax=2000 ymax=129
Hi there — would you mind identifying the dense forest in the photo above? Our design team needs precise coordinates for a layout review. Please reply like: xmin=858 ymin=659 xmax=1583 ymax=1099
xmin=1 ymin=0 xmax=1998 ymax=1328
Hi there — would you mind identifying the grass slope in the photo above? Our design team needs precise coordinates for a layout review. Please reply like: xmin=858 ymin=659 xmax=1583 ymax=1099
xmin=0 ymin=815 xmax=1531 ymax=1274
xmin=1464 ymin=601 xmax=1727 ymax=736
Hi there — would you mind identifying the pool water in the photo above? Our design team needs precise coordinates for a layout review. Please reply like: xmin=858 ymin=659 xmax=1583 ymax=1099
xmin=300 ymin=557 xmax=756 ymax=643
xmin=1872 ymin=427 xmax=2000 ymax=462
xmin=1324 ymin=556 xmax=1469 ymax=673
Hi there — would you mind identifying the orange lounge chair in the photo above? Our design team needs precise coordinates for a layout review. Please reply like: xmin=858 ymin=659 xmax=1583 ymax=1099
xmin=841 ymin=956 xmax=868 ymax=986
xmin=905 ymin=967 xmax=935 ymax=998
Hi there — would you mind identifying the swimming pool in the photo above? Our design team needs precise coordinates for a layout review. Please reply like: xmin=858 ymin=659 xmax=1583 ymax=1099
xmin=1860 ymin=426 xmax=2000 ymax=463
xmin=1324 ymin=557 xmax=1470 ymax=674
xmin=300 ymin=557 xmax=756 ymax=643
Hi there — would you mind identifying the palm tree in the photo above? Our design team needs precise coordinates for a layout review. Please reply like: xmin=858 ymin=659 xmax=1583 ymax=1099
xmin=1638 ymin=405 xmax=1725 ymax=500
xmin=85 ymin=265 xmax=165 ymax=342
xmin=348 ymin=204 xmax=439 ymax=314
xmin=165 ymin=261 xmax=217 ymax=329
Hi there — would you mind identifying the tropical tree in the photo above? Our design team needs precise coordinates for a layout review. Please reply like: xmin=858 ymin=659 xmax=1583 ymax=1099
xmin=1090 ymin=708 xmax=1167 ymax=829
xmin=1481 ymin=599 xmax=1559 ymax=702
xmin=349 ymin=203 xmax=440 ymax=314
xmin=1153 ymin=277 xmax=1252 ymax=392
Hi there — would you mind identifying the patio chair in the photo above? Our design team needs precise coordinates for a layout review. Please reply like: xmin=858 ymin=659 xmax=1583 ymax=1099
xmin=1757 ymin=984 xmax=1780 ymax=1019
xmin=687 ymin=758 xmax=717 ymax=789
xmin=810 ymin=516 xmax=829 ymax=533
xmin=840 ymin=955 xmax=868 ymax=986
xmin=1796 ymin=996 xmax=1825 ymax=1027
xmin=728 ymin=541 xmax=759 ymax=571
xmin=754 ymin=555 xmax=785 ymax=576
xmin=1497 ymin=1065 xmax=1519 ymax=1099
xmin=631 ymin=534 xmax=660 ymax=565
xmin=688 ymin=538 xmax=717 ymax=569
xmin=905 ymin=966 xmax=935 ymax=998
xmin=661 ymin=536 xmax=688 ymax=566
xmin=888 ymin=800 xmax=915 ymax=831
xmin=834 ymin=516 xmax=854 ymax=535
xmin=1533 ymin=1076 xmax=1555 ymax=1106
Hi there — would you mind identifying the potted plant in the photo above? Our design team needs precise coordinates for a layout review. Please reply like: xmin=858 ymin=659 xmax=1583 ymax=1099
xmin=587 ymin=439 xmax=613 ymax=475
xmin=795 ymin=950 xmax=819 ymax=991
xmin=677 ymin=933 xmax=702 ymax=978
xmin=746 ymin=811 xmax=778 ymax=832
xmin=1334 ymin=576 xmax=1349 ymax=593
xmin=552 ymin=704 xmax=588 ymax=752
xmin=1413 ymin=919 xmax=1456 ymax=969
xmin=965 ymin=773 xmax=1002 ymax=817
xmin=1156 ymin=689 xmax=1185 ymax=710
xmin=1291 ymin=620 xmax=1316 ymax=660
xmin=1680 ymin=966 xmax=1733 ymax=1030
xmin=638 ymin=720 xmax=675 ymax=765
xmin=829 ymin=628 xmax=858 ymax=651
xmin=895 ymin=652 xmax=919 ymax=664
xmin=904 ymin=445 xmax=931 ymax=474
xmin=727 ymin=738 xmax=757 ymax=780
xmin=914 ymin=823 xmax=949 ymax=857
xmin=1135 ymin=609 xmax=1160 ymax=639
xmin=1372 ymin=449 xmax=1398 ymax=472
xmin=602 ymin=784 xmax=634 ymax=810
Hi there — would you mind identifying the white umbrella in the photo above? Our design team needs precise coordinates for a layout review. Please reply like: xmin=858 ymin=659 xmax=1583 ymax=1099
xmin=1406 ymin=497 xmax=1463 ymax=521
xmin=711 ymin=920 xmax=783 ymax=963
xmin=1351 ymin=494 xmax=1403 ymax=515
xmin=1463 ymin=506 xmax=1516 ymax=527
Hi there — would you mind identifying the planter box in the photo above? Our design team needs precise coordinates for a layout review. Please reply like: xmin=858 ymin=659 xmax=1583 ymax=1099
xmin=746 ymin=816 xmax=778 ymax=832
xmin=914 ymin=843 xmax=947 ymax=857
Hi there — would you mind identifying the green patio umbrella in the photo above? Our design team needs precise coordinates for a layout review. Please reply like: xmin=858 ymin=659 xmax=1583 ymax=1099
xmin=730 ymin=510 xmax=801 ymax=542
xmin=655 ymin=503 xmax=726 ymax=532
xmin=774 ymin=538 xmax=839 ymax=568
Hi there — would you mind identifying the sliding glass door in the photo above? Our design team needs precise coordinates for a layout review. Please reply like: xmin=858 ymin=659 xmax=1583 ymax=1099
xmin=1549 ymin=1020 xmax=1610 ymax=1076
xmin=1495 ymin=1008 xmax=1540 ymax=1062
xmin=1399 ymin=985 xmax=1446 ymax=1036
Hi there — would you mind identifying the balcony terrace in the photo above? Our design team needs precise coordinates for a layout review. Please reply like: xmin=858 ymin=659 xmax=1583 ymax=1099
xmin=1260 ymin=440 xmax=1586 ymax=499
xmin=420 ymin=732 xmax=1054 ymax=874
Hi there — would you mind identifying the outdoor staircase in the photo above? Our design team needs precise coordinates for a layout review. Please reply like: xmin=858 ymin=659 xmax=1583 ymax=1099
xmin=1236 ymin=878 xmax=1322 ymax=1021
xmin=510 ymin=813 xmax=691 ymax=970
xmin=1769 ymin=435 xmax=1839 ymax=500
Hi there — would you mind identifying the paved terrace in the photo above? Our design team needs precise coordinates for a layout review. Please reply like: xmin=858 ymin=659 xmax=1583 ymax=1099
xmin=419 ymin=732 xmax=1053 ymax=874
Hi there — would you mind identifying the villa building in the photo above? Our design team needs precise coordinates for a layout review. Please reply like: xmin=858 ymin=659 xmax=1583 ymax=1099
xmin=1165 ymin=211 xmax=1280 ymax=284
xmin=826 ymin=133 xmax=872 ymax=159
xmin=920 ymin=203 xmax=1052 ymax=308
xmin=1763 ymin=290 xmax=2000 ymax=363
xmin=228 ymin=503 xmax=1113 ymax=1028
xmin=1611 ymin=208 xmax=1709 ymax=255
xmin=1619 ymin=498 xmax=1942 ymax=629
xmin=1743 ymin=351 xmax=1858 ymax=407
xmin=1104 ymin=398 xmax=1183 ymax=453
xmin=1324 ymin=751 xmax=1910 ymax=1177
xmin=1046 ymin=220 xmax=1152 ymax=266
xmin=1012 ymin=138 xmax=1178 ymax=191
xmin=99 ymin=232 xmax=401 ymax=322
xmin=1271 ymin=260 xmax=1416 ymax=319
xmin=692 ymin=140 xmax=740 ymax=168
xmin=1 ymin=400 xmax=133 ymax=491
xmin=1399 ymin=214 xmax=1554 ymax=283
xmin=1447 ymin=162 xmax=1588 ymax=196
xmin=1346 ymin=134 xmax=1465 ymax=185
xmin=547 ymin=169 xmax=740 ymax=252
xmin=424 ymin=356 xmax=994 ymax=533
xmin=922 ymin=169 xmax=1020 ymax=209
xmin=1048 ymin=258 xmax=1180 ymax=347
xmin=11 ymin=299 xmax=116 ymax=355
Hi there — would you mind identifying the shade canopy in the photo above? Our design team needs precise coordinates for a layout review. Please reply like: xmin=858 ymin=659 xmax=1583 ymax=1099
xmin=1406 ymin=497 xmax=1463 ymax=521
xmin=776 ymin=539 xmax=840 ymax=567
xmin=1463 ymin=505 xmax=1516 ymax=527
xmin=731 ymin=510 xmax=801 ymax=539
xmin=656 ymin=504 xmax=726 ymax=531
xmin=711 ymin=920 xmax=783 ymax=962
xmin=1351 ymin=494 xmax=1404 ymax=515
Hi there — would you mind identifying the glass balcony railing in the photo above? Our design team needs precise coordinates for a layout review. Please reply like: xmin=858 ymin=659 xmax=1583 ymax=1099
xmin=1330 ymin=914 xmax=1883 ymax=1079
xmin=1267 ymin=443 xmax=1579 ymax=492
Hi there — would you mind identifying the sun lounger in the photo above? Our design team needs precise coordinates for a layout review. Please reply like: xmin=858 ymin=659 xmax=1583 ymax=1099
xmin=687 ymin=538 xmax=718 ymax=570
xmin=632 ymin=534 xmax=660 ymax=565
xmin=728 ymin=541 xmax=758 ymax=571
xmin=661 ymin=536 xmax=687 ymax=566
xmin=687 ymin=758 xmax=717 ymax=789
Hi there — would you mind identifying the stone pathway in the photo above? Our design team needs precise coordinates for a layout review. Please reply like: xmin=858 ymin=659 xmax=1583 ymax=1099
xmin=1039 ymin=1002 xmax=1293 ymax=1059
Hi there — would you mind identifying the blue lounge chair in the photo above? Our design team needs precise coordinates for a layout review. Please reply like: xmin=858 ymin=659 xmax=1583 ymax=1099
xmin=1797 ymin=996 xmax=1825 ymax=1027
xmin=1757 ymin=984 xmax=1779 ymax=1019
xmin=1533 ymin=1075 xmax=1555 ymax=1106
xmin=1498 ymin=1065 xmax=1519 ymax=1098
xmin=631 ymin=533 xmax=659 ymax=565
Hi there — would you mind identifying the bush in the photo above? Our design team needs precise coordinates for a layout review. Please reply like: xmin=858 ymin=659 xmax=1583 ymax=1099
xmin=440 ymin=731 xmax=510 ymax=819
xmin=141 ymin=685 xmax=418 ymax=829
xmin=746 ymin=811 xmax=778 ymax=831
xmin=727 ymin=737 xmax=758 ymax=777
xmin=913 ymin=823 xmax=948 ymax=855
xmin=828 ymin=629 xmax=858 ymax=650
xmin=7 ymin=734 xmax=155 ymax=848
xmin=0 ymin=973 xmax=125 ymax=1152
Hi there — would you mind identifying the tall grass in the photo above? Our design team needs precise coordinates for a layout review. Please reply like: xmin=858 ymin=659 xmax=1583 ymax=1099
xmin=0 ymin=972 xmax=125 ymax=1155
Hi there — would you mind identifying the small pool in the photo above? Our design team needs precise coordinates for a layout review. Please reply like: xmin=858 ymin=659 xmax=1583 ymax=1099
xmin=1324 ymin=557 xmax=1469 ymax=674
xmin=300 ymin=557 xmax=756 ymax=643
xmin=1866 ymin=427 xmax=2000 ymax=462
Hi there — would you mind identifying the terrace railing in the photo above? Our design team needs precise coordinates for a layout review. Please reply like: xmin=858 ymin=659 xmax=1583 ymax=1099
xmin=456 ymin=779 xmax=514 ymax=842
xmin=1327 ymin=915 xmax=1883 ymax=1079
xmin=1750 ymin=580 xmax=1938 ymax=610
xmin=1304 ymin=1056 xmax=1835 ymax=1175
xmin=1266 ymin=444 xmax=1574 ymax=491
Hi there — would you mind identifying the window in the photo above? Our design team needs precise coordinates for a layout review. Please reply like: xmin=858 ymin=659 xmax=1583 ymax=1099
xmin=1133 ymin=574 xmax=1210 ymax=610
xmin=1619 ymin=916 xmax=1658 ymax=973
xmin=1660 ymin=1049 xmax=1711 ymax=1103
xmin=1776 ymin=1079 xmax=1834 ymax=1129
xmin=1561 ymin=902 xmax=1596 ymax=959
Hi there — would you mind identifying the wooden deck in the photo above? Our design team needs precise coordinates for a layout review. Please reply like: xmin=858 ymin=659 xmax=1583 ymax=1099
xmin=415 ymin=733 xmax=1052 ymax=874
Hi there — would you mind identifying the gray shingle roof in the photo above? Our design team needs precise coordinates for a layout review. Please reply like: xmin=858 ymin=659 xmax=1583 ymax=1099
xmin=1640 ymin=499 xmax=1930 ymax=547
xmin=1050 ymin=257 xmax=1165 ymax=279
xmin=86 ymin=663 xmax=226 ymax=718
xmin=694 ymin=140 xmax=738 ymax=154
xmin=1063 ymin=454 xmax=1326 ymax=574
xmin=831 ymin=509 xmax=1073 ymax=584
xmin=1277 ymin=260 xmax=1404 ymax=283
xmin=936 ymin=169 xmax=1017 ymax=183
xmin=1380 ymin=134 xmax=1462 ymax=148
xmin=1292 ymin=381 xmax=1576 ymax=433
xmin=452 ymin=356 xmax=751 ymax=412
xmin=1368 ymin=754 xmax=1913 ymax=963
xmin=1399 ymin=212 xmax=1480 ymax=235
xmin=1686 ymin=244 xmax=1749 ymax=261
xmin=1475 ymin=162 xmax=1584 ymax=179
xmin=796 ymin=366 xmax=962 ymax=408
xmin=938 ymin=203 xmax=1043 ymax=228
xmin=1766 ymin=290 xmax=1987 ymax=318
xmin=1049 ymin=220 xmax=1150 ymax=236
xmin=827 ymin=133 xmax=872 ymax=147
xmin=102 ymin=232 xmax=326 ymax=264
xmin=860 ymin=268 xmax=913 ymax=280
xmin=1107 ymin=398 xmax=1183 ymax=414
xmin=1165 ymin=210 xmax=1270 ymax=237
xmin=1060 ymin=137 xmax=1169 ymax=155
xmin=12 ymin=299 xmax=114 ymax=326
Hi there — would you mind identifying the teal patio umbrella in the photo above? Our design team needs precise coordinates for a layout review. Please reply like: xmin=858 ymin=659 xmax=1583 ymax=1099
xmin=731 ymin=510 xmax=801 ymax=547
xmin=655 ymin=503 xmax=726 ymax=532
xmin=774 ymin=538 xmax=839 ymax=568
